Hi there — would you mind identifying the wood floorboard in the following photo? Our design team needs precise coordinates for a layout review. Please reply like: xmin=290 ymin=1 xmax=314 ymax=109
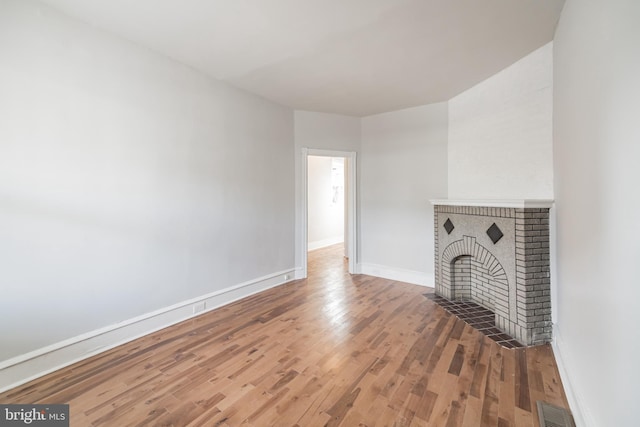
xmin=0 ymin=244 xmax=571 ymax=426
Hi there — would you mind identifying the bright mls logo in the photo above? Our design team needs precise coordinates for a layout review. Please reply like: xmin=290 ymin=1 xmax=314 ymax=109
xmin=0 ymin=404 xmax=69 ymax=426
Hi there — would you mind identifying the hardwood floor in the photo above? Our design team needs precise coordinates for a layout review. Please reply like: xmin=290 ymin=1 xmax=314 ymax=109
xmin=0 ymin=244 xmax=570 ymax=426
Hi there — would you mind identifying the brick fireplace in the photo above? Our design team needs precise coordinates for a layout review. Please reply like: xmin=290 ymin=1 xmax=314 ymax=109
xmin=431 ymin=200 xmax=553 ymax=346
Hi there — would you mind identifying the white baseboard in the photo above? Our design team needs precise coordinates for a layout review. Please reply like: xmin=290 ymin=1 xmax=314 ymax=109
xmin=0 ymin=269 xmax=296 ymax=394
xmin=551 ymin=326 xmax=594 ymax=427
xmin=308 ymin=236 xmax=344 ymax=251
xmin=358 ymin=262 xmax=433 ymax=287
xmin=294 ymin=267 xmax=306 ymax=280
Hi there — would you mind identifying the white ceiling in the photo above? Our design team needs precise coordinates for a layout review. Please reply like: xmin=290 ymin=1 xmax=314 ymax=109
xmin=39 ymin=0 xmax=565 ymax=117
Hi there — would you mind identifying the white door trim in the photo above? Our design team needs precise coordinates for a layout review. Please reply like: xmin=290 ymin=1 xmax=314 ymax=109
xmin=299 ymin=148 xmax=357 ymax=278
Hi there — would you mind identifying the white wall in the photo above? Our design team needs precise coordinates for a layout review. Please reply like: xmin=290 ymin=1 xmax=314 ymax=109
xmin=553 ymin=0 xmax=640 ymax=425
xmin=0 ymin=0 xmax=294 ymax=368
xmin=448 ymin=43 xmax=554 ymax=199
xmin=360 ymin=103 xmax=448 ymax=285
xmin=294 ymin=111 xmax=362 ymax=153
xmin=307 ymin=156 xmax=344 ymax=250
xmin=294 ymin=111 xmax=360 ymax=274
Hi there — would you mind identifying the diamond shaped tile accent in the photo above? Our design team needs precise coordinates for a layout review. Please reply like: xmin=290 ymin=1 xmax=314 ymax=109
xmin=443 ymin=218 xmax=454 ymax=235
xmin=486 ymin=223 xmax=503 ymax=244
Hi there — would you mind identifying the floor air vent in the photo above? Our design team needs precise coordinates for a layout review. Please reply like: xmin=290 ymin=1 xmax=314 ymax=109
xmin=537 ymin=401 xmax=576 ymax=427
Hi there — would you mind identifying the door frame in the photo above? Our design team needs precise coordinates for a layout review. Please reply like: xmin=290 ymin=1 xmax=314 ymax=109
xmin=299 ymin=148 xmax=357 ymax=278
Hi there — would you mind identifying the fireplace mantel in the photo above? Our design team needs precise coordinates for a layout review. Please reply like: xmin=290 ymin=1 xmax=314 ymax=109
xmin=431 ymin=201 xmax=553 ymax=345
xmin=430 ymin=199 xmax=554 ymax=208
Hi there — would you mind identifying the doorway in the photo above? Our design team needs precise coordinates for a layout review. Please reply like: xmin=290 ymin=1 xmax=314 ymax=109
xmin=299 ymin=149 xmax=357 ymax=278
xmin=307 ymin=156 xmax=345 ymax=252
